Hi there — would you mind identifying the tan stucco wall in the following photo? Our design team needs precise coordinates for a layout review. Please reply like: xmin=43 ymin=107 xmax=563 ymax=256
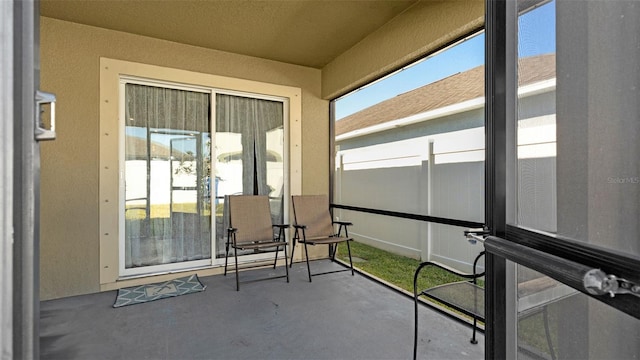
xmin=39 ymin=17 xmax=327 ymax=300
xmin=322 ymin=0 xmax=484 ymax=100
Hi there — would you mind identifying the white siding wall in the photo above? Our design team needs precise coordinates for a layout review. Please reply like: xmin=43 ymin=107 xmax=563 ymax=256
xmin=335 ymin=90 xmax=556 ymax=272
xmin=336 ymin=127 xmax=486 ymax=271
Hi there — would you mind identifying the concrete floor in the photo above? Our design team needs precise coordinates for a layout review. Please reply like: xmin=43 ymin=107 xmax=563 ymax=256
xmin=40 ymin=261 xmax=484 ymax=360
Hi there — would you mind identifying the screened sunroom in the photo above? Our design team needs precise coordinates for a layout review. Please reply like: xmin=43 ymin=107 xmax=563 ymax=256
xmin=3 ymin=0 xmax=639 ymax=359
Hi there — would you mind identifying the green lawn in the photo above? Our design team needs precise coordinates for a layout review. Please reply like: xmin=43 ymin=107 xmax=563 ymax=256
xmin=334 ymin=241 xmax=481 ymax=295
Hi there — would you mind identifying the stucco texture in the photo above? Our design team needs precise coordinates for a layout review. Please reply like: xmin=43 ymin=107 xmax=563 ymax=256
xmin=39 ymin=17 xmax=326 ymax=299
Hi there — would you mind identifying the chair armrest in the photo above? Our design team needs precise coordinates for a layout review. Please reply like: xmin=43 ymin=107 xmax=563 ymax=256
xmin=293 ymin=224 xmax=307 ymax=229
xmin=272 ymin=224 xmax=289 ymax=242
xmin=333 ymin=220 xmax=353 ymax=226
xmin=413 ymin=260 xmax=485 ymax=298
xmin=415 ymin=251 xmax=486 ymax=279
xmin=415 ymin=261 xmax=484 ymax=280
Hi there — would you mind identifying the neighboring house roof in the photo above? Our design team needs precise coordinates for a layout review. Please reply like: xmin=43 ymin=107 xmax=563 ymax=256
xmin=335 ymin=54 xmax=556 ymax=136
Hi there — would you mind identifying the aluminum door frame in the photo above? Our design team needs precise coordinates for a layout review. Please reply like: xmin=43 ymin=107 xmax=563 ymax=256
xmin=485 ymin=0 xmax=640 ymax=359
xmin=13 ymin=1 xmax=41 ymax=359
xmin=1 ymin=0 xmax=15 ymax=357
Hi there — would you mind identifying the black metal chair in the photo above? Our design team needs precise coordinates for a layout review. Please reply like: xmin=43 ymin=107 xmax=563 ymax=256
xmin=413 ymin=236 xmax=558 ymax=360
xmin=290 ymin=195 xmax=354 ymax=282
xmin=413 ymin=251 xmax=486 ymax=360
xmin=223 ymin=195 xmax=289 ymax=291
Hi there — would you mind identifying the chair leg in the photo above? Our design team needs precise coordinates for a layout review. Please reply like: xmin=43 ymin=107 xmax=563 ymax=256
xmin=346 ymin=241 xmax=354 ymax=276
xmin=470 ymin=316 xmax=478 ymax=344
xmin=284 ymin=244 xmax=290 ymax=283
xmin=303 ymin=242 xmax=312 ymax=282
xmin=234 ymin=247 xmax=240 ymax=291
xmin=543 ymin=306 xmax=556 ymax=360
xmin=273 ymin=244 xmax=280 ymax=269
xmin=413 ymin=272 xmax=420 ymax=360
xmin=224 ymin=236 xmax=230 ymax=276
xmin=289 ymin=235 xmax=297 ymax=268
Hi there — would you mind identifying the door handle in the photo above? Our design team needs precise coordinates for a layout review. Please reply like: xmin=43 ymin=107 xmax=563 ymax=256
xmin=464 ymin=227 xmax=490 ymax=245
xmin=35 ymin=90 xmax=56 ymax=141
xmin=583 ymin=269 xmax=640 ymax=298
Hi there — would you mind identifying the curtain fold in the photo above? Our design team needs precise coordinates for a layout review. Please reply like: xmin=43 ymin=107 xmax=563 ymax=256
xmin=215 ymin=94 xmax=283 ymax=195
xmin=215 ymin=94 xmax=284 ymax=258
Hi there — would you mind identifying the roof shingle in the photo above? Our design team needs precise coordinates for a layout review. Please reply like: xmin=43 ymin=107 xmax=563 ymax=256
xmin=336 ymin=54 xmax=556 ymax=136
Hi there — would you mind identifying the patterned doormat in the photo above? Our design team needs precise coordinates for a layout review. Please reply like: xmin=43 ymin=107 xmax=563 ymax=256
xmin=113 ymin=274 xmax=206 ymax=308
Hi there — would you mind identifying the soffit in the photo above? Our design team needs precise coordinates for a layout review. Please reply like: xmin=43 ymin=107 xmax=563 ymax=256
xmin=40 ymin=0 xmax=419 ymax=69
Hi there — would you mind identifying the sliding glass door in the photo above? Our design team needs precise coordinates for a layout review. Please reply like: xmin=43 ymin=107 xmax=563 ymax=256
xmin=123 ymin=83 xmax=212 ymax=275
xmin=213 ymin=93 xmax=286 ymax=259
xmin=121 ymin=84 xmax=287 ymax=275
xmin=486 ymin=0 xmax=640 ymax=358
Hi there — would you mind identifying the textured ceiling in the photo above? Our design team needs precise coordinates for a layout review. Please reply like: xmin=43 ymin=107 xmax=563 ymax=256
xmin=40 ymin=0 xmax=419 ymax=69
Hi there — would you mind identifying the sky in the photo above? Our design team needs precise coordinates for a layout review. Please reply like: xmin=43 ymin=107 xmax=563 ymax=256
xmin=334 ymin=0 xmax=556 ymax=120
